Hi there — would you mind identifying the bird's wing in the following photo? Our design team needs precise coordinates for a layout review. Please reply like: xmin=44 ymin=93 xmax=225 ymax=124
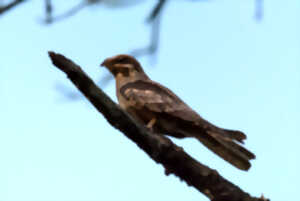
xmin=120 ymin=80 xmax=254 ymax=170
xmin=119 ymin=80 xmax=202 ymax=123
xmin=120 ymin=79 xmax=246 ymax=141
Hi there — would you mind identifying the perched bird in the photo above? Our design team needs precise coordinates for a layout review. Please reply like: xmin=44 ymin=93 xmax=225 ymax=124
xmin=101 ymin=54 xmax=255 ymax=170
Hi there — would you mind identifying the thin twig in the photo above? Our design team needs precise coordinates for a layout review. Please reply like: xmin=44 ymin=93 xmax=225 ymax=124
xmin=254 ymin=0 xmax=263 ymax=21
xmin=130 ymin=0 xmax=166 ymax=59
xmin=45 ymin=0 xmax=52 ymax=23
xmin=131 ymin=5 xmax=162 ymax=61
xmin=131 ymin=15 xmax=161 ymax=59
xmin=0 ymin=0 xmax=26 ymax=15
xmin=44 ymin=0 xmax=87 ymax=24
xmin=147 ymin=0 xmax=167 ymax=22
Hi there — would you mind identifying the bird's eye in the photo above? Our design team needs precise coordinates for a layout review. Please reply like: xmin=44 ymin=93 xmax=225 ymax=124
xmin=117 ymin=57 xmax=127 ymax=63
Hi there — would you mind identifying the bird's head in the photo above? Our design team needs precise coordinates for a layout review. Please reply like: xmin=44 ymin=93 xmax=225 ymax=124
xmin=101 ymin=54 xmax=147 ymax=78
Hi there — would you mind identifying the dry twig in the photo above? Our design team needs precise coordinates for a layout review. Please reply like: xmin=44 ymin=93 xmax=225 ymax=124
xmin=0 ymin=0 xmax=26 ymax=15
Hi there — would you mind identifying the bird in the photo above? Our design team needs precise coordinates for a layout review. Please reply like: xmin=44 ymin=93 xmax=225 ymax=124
xmin=101 ymin=54 xmax=255 ymax=171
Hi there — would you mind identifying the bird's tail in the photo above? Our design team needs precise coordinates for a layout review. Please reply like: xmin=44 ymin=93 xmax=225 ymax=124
xmin=192 ymin=127 xmax=255 ymax=170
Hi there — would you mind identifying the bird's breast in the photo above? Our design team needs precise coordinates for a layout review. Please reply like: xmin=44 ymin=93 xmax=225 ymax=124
xmin=116 ymin=90 xmax=128 ymax=110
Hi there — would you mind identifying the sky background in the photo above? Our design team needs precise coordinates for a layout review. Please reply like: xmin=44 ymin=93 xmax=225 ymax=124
xmin=0 ymin=0 xmax=299 ymax=201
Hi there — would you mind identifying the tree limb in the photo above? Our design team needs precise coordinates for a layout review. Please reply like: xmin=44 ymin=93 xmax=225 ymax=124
xmin=48 ymin=51 xmax=269 ymax=201
xmin=0 ymin=0 xmax=26 ymax=15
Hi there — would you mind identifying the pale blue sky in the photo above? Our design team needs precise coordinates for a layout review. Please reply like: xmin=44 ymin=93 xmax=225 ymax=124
xmin=0 ymin=1 xmax=299 ymax=201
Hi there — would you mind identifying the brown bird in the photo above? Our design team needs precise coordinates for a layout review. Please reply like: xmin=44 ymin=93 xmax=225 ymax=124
xmin=101 ymin=54 xmax=255 ymax=170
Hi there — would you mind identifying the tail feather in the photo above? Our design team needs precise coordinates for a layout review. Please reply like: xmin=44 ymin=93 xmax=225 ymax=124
xmin=163 ymin=116 xmax=255 ymax=170
xmin=225 ymin=138 xmax=256 ymax=159
xmin=223 ymin=129 xmax=246 ymax=143
xmin=192 ymin=129 xmax=255 ymax=171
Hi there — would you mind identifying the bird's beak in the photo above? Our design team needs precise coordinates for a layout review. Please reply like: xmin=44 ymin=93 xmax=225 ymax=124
xmin=100 ymin=59 xmax=109 ymax=67
xmin=101 ymin=57 xmax=117 ymax=76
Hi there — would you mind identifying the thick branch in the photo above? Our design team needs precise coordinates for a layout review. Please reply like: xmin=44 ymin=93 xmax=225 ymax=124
xmin=0 ymin=0 xmax=26 ymax=15
xmin=48 ymin=51 xmax=269 ymax=201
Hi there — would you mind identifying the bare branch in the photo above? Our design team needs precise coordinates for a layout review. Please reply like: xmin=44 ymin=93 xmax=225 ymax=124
xmin=131 ymin=14 xmax=161 ymax=59
xmin=147 ymin=0 xmax=167 ymax=23
xmin=44 ymin=0 xmax=87 ymax=24
xmin=0 ymin=0 xmax=26 ymax=15
xmin=48 ymin=51 xmax=269 ymax=201
xmin=45 ymin=0 xmax=52 ymax=23
xmin=146 ymin=0 xmax=211 ymax=22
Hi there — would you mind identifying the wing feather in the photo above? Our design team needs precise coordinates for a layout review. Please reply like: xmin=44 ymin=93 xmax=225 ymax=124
xmin=120 ymin=80 xmax=199 ymax=120
xmin=120 ymin=80 xmax=242 ymax=137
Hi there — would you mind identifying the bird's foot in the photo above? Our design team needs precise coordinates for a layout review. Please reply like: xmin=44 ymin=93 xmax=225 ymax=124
xmin=146 ymin=118 xmax=157 ymax=132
